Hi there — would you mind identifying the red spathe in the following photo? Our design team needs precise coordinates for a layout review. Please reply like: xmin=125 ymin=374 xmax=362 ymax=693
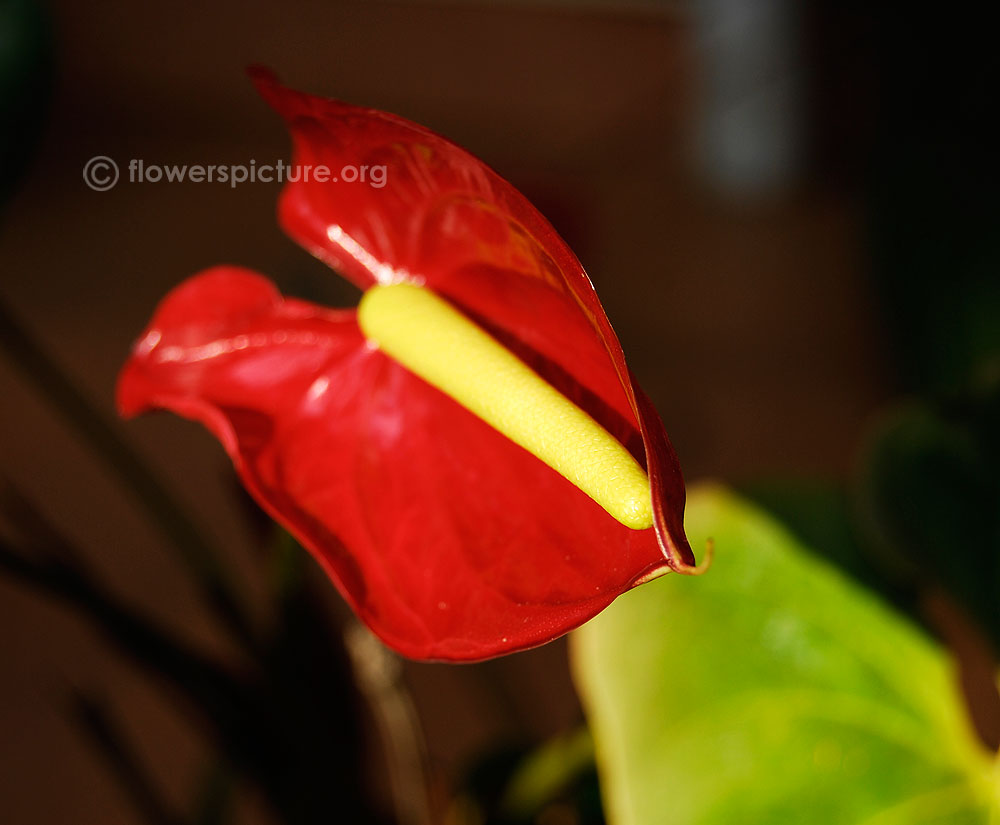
xmin=117 ymin=70 xmax=696 ymax=661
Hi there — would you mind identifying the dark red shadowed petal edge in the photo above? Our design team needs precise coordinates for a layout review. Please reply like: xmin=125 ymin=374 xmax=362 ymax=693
xmin=247 ymin=66 xmax=700 ymax=573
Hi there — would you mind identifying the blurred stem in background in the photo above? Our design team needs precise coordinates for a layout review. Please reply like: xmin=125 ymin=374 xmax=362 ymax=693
xmin=1 ymin=221 xmax=429 ymax=823
xmin=0 ymin=299 xmax=259 ymax=654
xmin=0 ymin=458 xmax=422 ymax=825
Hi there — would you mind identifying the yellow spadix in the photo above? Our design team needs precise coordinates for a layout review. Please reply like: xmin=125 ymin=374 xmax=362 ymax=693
xmin=357 ymin=283 xmax=653 ymax=530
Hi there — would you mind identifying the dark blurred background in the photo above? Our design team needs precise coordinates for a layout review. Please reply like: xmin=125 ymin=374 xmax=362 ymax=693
xmin=1 ymin=1 xmax=996 ymax=823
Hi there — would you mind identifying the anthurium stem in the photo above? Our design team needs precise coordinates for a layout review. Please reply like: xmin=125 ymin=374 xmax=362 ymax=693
xmin=344 ymin=623 xmax=432 ymax=825
xmin=358 ymin=283 xmax=653 ymax=530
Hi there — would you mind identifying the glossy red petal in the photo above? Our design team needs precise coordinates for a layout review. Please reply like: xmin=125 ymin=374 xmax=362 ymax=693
xmin=118 ymin=267 xmax=674 ymax=660
xmin=250 ymin=68 xmax=695 ymax=570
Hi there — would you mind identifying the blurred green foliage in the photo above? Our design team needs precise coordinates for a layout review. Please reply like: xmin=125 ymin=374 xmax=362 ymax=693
xmin=451 ymin=729 xmax=605 ymax=825
xmin=856 ymin=387 xmax=1000 ymax=649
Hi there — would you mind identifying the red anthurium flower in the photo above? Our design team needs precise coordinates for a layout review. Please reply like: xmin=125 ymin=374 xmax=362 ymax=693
xmin=117 ymin=69 xmax=702 ymax=662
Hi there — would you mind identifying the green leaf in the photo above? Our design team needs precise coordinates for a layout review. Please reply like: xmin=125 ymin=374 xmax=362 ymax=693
xmin=572 ymin=485 xmax=1000 ymax=825
xmin=498 ymin=727 xmax=597 ymax=821
xmin=856 ymin=398 xmax=1000 ymax=648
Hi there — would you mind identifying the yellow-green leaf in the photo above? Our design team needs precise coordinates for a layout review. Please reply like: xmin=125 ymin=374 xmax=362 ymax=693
xmin=572 ymin=484 xmax=1000 ymax=825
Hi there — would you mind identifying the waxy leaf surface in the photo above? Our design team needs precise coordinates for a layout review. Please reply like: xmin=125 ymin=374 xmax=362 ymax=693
xmin=573 ymin=485 xmax=999 ymax=824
